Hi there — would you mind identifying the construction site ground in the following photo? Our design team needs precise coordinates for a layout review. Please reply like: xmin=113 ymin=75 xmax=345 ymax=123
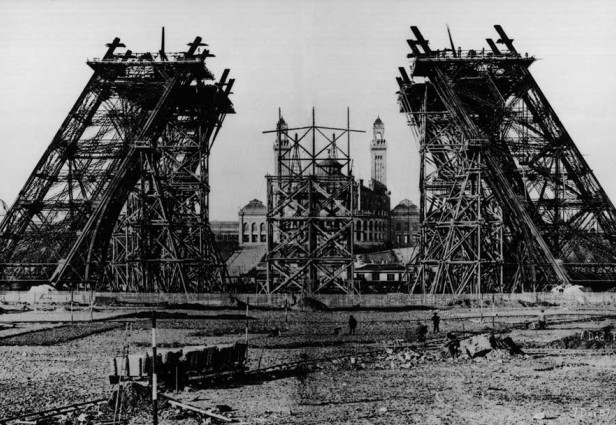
xmin=1 ymin=300 xmax=615 ymax=424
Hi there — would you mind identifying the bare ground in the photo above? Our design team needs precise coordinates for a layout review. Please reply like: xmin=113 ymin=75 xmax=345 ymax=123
xmin=0 ymin=303 xmax=615 ymax=424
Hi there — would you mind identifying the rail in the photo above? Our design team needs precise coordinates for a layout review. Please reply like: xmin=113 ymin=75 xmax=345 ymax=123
xmin=0 ymin=399 xmax=107 ymax=425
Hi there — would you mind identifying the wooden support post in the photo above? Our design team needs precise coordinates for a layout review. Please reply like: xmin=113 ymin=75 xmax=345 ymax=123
xmin=70 ymin=289 xmax=74 ymax=324
xmin=152 ymin=310 xmax=158 ymax=425
xmin=245 ymin=298 xmax=249 ymax=344
xmin=90 ymin=284 xmax=94 ymax=321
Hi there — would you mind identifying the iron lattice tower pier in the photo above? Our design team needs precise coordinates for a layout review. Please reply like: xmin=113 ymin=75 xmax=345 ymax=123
xmin=397 ymin=25 xmax=616 ymax=294
xmin=264 ymin=109 xmax=363 ymax=294
xmin=0 ymin=35 xmax=234 ymax=292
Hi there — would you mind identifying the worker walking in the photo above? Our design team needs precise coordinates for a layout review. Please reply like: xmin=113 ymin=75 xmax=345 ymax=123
xmin=349 ymin=314 xmax=358 ymax=335
xmin=432 ymin=311 xmax=441 ymax=333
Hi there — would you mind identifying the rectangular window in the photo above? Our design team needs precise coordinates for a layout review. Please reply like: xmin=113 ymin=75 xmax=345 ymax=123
xmin=387 ymin=273 xmax=395 ymax=281
xmin=371 ymin=272 xmax=379 ymax=281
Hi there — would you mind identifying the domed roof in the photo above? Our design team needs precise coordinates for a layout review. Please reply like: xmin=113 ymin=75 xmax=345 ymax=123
xmin=239 ymin=199 xmax=267 ymax=216
xmin=316 ymin=158 xmax=343 ymax=176
xmin=374 ymin=116 xmax=384 ymax=127
xmin=392 ymin=199 xmax=418 ymax=213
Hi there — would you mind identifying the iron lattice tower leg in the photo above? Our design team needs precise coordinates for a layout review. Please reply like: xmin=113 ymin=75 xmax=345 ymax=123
xmin=398 ymin=26 xmax=616 ymax=293
xmin=263 ymin=109 xmax=363 ymax=295
xmin=0 ymin=37 xmax=235 ymax=292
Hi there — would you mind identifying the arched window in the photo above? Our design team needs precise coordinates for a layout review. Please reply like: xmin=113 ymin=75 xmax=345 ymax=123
xmin=242 ymin=222 xmax=249 ymax=243
xmin=251 ymin=222 xmax=257 ymax=243
xmin=260 ymin=222 xmax=266 ymax=242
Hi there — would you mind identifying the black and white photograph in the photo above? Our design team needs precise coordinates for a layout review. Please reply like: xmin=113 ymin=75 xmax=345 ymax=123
xmin=1 ymin=0 xmax=615 ymax=423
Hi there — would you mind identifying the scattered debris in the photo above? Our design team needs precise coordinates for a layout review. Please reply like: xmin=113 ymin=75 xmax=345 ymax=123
xmin=546 ymin=329 xmax=615 ymax=349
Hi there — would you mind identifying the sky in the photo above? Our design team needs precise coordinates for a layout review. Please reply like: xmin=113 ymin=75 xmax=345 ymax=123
xmin=0 ymin=0 xmax=616 ymax=220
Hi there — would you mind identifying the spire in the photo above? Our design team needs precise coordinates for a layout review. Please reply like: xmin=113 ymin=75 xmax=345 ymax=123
xmin=370 ymin=116 xmax=387 ymax=188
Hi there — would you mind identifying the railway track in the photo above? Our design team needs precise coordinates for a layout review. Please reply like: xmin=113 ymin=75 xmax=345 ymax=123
xmin=0 ymin=342 xmax=431 ymax=424
xmin=0 ymin=399 xmax=108 ymax=425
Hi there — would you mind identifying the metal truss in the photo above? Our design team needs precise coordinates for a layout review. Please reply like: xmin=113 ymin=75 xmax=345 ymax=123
xmin=263 ymin=109 xmax=363 ymax=294
xmin=398 ymin=25 xmax=616 ymax=293
xmin=0 ymin=35 xmax=234 ymax=291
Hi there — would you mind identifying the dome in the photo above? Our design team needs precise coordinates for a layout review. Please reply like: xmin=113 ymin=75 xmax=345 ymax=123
xmin=239 ymin=199 xmax=267 ymax=216
xmin=392 ymin=199 xmax=418 ymax=213
xmin=316 ymin=158 xmax=343 ymax=176
xmin=374 ymin=116 xmax=384 ymax=127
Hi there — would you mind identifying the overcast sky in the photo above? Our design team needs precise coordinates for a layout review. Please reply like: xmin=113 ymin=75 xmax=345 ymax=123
xmin=1 ymin=0 xmax=615 ymax=220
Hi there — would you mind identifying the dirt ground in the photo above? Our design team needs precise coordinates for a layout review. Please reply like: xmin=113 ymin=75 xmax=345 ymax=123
xmin=1 ymin=301 xmax=615 ymax=424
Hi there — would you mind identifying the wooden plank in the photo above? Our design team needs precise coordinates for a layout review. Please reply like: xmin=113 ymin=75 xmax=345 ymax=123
xmin=168 ymin=400 xmax=232 ymax=422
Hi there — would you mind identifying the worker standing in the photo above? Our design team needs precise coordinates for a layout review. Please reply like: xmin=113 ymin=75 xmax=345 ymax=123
xmin=538 ymin=309 xmax=547 ymax=330
xmin=349 ymin=314 xmax=358 ymax=335
xmin=432 ymin=311 xmax=441 ymax=333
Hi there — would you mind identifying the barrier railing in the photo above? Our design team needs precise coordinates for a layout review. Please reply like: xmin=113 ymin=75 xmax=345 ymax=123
xmin=1 ymin=290 xmax=614 ymax=308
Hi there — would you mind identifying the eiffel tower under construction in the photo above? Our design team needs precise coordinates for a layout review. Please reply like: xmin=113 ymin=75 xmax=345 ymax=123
xmin=0 ymin=33 xmax=234 ymax=292
xmin=398 ymin=25 xmax=616 ymax=294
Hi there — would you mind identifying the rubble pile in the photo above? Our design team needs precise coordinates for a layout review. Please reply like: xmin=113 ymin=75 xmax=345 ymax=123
xmin=448 ymin=333 xmax=525 ymax=359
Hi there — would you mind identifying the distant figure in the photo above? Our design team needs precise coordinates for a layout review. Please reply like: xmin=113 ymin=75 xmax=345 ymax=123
xmin=349 ymin=315 xmax=358 ymax=335
xmin=538 ymin=309 xmax=547 ymax=330
xmin=432 ymin=311 xmax=441 ymax=333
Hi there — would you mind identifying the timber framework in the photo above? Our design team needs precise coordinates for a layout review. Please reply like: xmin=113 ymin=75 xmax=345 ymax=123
xmin=398 ymin=25 xmax=616 ymax=294
xmin=0 ymin=33 xmax=234 ymax=292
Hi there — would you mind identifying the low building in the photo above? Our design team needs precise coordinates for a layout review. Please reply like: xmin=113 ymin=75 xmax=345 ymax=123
xmin=239 ymin=199 xmax=267 ymax=245
xmin=210 ymin=220 xmax=239 ymax=243
xmin=354 ymin=263 xmax=407 ymax=293
xmin=390 ymin=199 xmax=419 ymax=247
xmin=355 ymin=179 xmax=390 ymax=250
